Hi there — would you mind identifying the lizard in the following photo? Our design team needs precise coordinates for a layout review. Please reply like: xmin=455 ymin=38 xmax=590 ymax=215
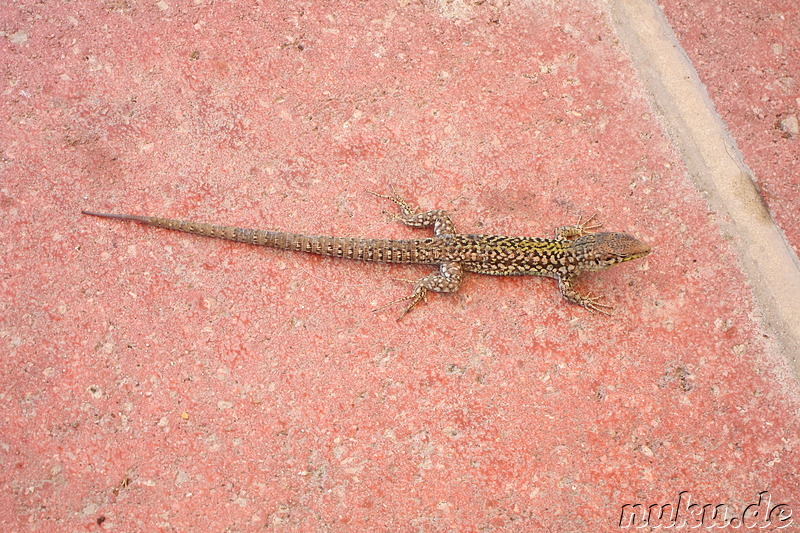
xmin=82 ymin=189 xmax=651 ymax=319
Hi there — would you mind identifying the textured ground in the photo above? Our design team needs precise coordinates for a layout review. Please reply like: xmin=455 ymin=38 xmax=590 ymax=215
xmin=1 ymin=0 xmax=798 ymax=530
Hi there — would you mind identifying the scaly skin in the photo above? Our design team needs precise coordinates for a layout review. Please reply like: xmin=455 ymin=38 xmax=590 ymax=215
xmin=82 ymin=190 xmax=651 ymax=319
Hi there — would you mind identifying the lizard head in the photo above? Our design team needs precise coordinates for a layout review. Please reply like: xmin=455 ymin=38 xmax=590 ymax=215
xmin=571 ymin=232 xmax=651 ymax=271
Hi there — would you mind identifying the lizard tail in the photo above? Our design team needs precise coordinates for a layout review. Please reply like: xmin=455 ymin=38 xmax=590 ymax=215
xmin=81 ymin=210 xmax=429 ymax=264
xmin=82 ymin=211 xmax=151 ymax=223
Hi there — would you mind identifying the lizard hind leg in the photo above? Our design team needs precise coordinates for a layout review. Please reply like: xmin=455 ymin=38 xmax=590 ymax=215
xmin=367 ymin=184 xmax=417 ymax=218
xmin=367 ymin=186 xmax=457 ymax=237
xmin=373 ymin=262 xmax=464 ymax=320
xmin=371 ymin=286 xmax=429 ymax=321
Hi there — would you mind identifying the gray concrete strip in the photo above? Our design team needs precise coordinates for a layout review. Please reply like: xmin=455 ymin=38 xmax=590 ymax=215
xmin=606 ymin=0 xmax=800 ymax=378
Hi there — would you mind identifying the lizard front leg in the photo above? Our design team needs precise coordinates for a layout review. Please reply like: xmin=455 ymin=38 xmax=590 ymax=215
xmin=557 ymin=273 xmax=613 ymax=315
xmin=375 ymin=261 xmax=464 ymax=320
xmin=555 ymin=214 xmax=602 ymax=241
xmin=368 ymin=187 xmax=457 ymax=237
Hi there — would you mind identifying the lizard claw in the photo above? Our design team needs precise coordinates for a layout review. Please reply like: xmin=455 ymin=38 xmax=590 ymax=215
xmin=367 ymin=185 xmax=416 ymax=218
xmin=555 ymin=214 xmax=603 ymax=240
xmin=372 ymin=283 xmax=428 ymax=321
xmin=581 ymin=293 xmax=613 ymax=315
xmin=390 ymin=277 xmax=418 ymax=285
xmin=577 ymin=213 xmax=603 ymax=233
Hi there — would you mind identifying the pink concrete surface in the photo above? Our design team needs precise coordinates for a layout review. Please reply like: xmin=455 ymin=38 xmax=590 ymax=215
xmin=1 ymin=0 xmax=798 ymax=531
xmin=660 ymin=0 xmax=800 ymax=256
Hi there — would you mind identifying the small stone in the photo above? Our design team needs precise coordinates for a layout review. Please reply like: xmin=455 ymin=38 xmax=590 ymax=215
xmin=778 ymin=114 xmax=799 ymax=136
xmin=175 ymin=470 xmax=189 ymax=485
xmin=9 ymin=31 xmax=28 ymax=44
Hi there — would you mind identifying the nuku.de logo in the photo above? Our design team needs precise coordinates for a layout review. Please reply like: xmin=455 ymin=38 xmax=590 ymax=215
xmin=618 ymin=490 xmax=792 ymax=529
